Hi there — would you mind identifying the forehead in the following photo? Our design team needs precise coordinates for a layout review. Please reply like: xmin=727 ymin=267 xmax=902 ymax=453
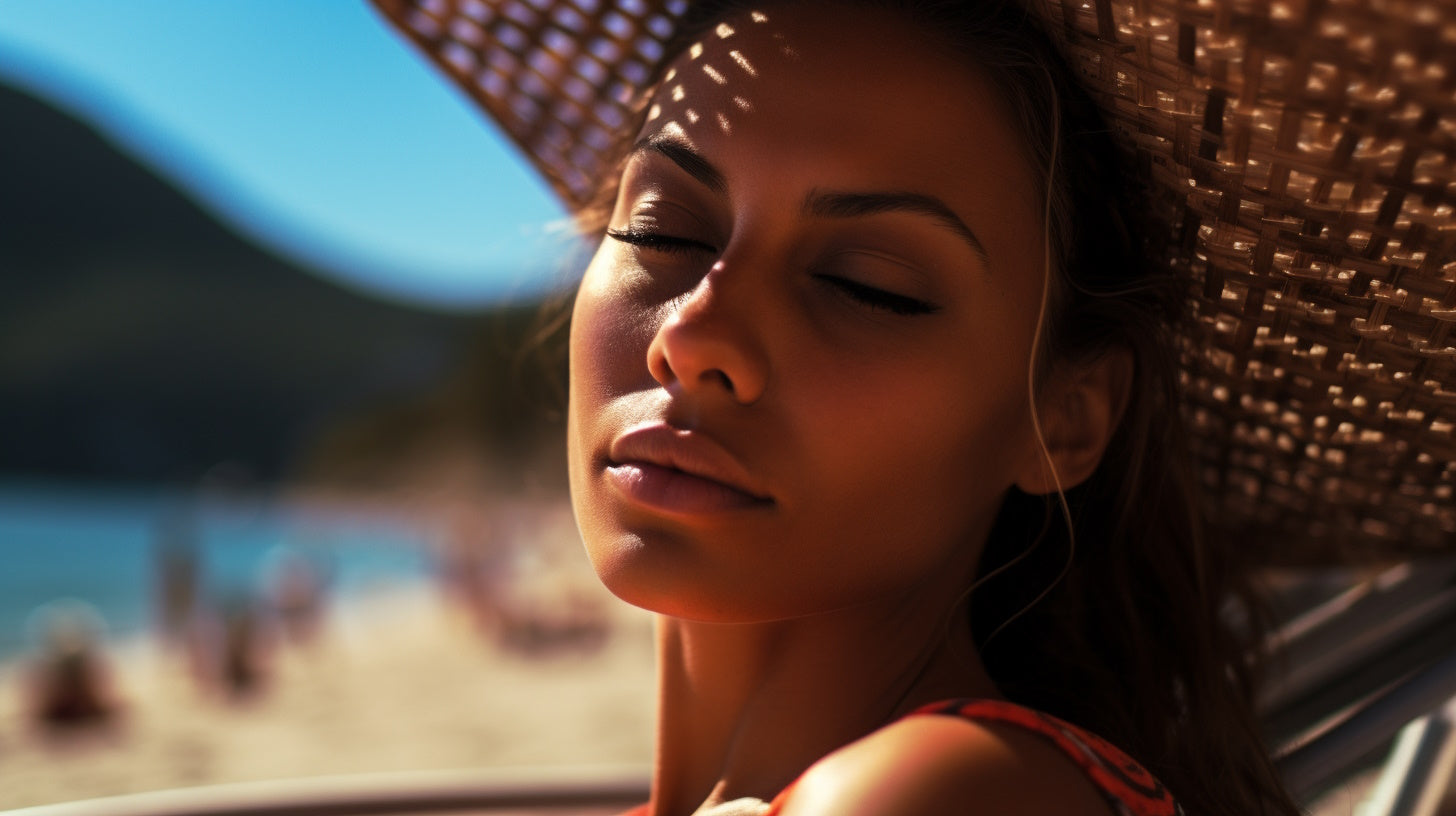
xmin=632 ymin=3 xmax=1040 ymax=234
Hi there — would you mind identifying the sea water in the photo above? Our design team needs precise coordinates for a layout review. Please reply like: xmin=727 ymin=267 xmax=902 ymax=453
xmin=0 ymin=481 xmax=434 ymax=661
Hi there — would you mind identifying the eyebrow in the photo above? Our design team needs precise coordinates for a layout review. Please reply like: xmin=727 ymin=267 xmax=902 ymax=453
xmin=628 ymin=136 xmax=989 ymax=265
xmin=804 ymin=190 xmax=990 ymax=265
xmin=630 ymin=135 xmax=727 ymax=195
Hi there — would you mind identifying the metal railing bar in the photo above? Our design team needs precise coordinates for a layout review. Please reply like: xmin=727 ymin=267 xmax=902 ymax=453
xmin=1267 ymin=606 xmax=1456 ymax=753
xmin=1364 ymin=701 xmax=1456 ymax=816
xmin=1279 ymin=650 xmax=1456 ymax=801
xmin=1262 ymin=558 xmax=1456 ymax=718
xmin=0 ymin=765 xmax=652 ymax=816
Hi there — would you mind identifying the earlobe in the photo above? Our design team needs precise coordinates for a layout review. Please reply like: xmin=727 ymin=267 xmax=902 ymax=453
xmin=1014 ymin=349 xmax=1134 ymax=496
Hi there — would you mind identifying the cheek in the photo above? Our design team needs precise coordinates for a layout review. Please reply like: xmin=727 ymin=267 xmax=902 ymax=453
xmin=799 ymin=323 xmax=1035 ymax=477
xmin=567 ymin=250 xmax=667 ymax=590
xmin=785 ymin=347 xmax=1036 ymax=572
xmin=567 ymin=260 xmax=613 ymax=496
xmin=567 ymin=249 xmax=661 ymax=406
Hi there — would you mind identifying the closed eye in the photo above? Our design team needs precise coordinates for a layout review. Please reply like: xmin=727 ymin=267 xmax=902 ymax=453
xmin=606 ymin=228 xmax=716 ymax=255
xmin=815 ymin=275 xmax=938 ymax=316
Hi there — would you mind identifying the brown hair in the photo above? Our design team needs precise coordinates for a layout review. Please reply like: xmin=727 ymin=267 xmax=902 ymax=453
xmin=581 ymin=2 xmax=1299 ymax=812
xmin=896 ymin=4 xmax=1300 ymax=814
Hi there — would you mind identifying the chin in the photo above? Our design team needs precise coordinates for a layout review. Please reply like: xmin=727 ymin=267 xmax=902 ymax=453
xmin=585 ymin=537 xmax=838 ymax=624
xmin=579 ymin=527 xmax=720 ymax=620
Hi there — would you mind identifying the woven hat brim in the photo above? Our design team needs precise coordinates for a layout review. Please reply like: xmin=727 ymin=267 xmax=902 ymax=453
xmin=372 ymin=0 xmax=1456 ymax=561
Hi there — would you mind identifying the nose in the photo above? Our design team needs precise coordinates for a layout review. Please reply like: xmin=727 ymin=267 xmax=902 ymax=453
xmin=646 ymin=262 xmax=768 ymax=405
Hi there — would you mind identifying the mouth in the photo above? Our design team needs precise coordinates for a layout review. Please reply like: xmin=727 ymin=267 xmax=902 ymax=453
xmin=604 ymin=423 xmax=774 ymax=515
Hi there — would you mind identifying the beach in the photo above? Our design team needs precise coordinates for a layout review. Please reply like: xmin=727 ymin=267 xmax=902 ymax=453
xmin=0 ymin=483 xmax=1408 ymax=814
xmin=0 ymin=582 xmax=656 ymax=811
xmin=0 ymin=583 xmax=1394 ymax=816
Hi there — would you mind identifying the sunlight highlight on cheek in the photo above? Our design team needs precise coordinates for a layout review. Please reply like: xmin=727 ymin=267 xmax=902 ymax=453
xmin=576 ymin=270 xmax=664 ymax=367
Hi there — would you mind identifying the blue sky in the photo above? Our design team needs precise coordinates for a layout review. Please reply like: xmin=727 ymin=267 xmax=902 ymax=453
xmin=0 ymin=1 xmax=584 ymax=309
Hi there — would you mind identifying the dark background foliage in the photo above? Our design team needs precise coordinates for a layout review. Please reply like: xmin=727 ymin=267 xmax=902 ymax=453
xmin=0 ymin=82 xmax=568 ymax=488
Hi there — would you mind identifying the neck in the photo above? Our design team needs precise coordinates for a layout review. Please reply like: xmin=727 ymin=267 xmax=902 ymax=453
xmin=645 ymin=592 xmax=999 ymax=816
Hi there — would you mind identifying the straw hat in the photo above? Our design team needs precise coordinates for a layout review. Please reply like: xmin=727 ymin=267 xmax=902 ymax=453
xmin=371 ymin=0 xmax=1456 ymax=561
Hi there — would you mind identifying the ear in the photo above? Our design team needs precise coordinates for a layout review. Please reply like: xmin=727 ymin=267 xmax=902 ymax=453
xmin=1013 ymin=348 xmax=1133 ymax=495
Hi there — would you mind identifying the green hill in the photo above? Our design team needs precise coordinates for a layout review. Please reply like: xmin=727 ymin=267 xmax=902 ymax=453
xmin=0 ymin=82 xmax=566 ymax=486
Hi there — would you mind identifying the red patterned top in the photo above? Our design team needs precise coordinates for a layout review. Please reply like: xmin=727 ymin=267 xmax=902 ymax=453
xmin=620 ymin=699 xmax=1182 ymax=816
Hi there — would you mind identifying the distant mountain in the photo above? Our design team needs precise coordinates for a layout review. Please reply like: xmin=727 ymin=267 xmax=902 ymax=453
xmin=0 ymin=82 xmax=565 ymax=486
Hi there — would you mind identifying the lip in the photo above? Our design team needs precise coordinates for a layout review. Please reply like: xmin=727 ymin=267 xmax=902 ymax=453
xmin=605 ymin=423 xmax=773 ymax=515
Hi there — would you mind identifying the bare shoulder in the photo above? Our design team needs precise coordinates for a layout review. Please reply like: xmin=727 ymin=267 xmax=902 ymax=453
xmin=776 ymin=713 xmax=1117 ymax=816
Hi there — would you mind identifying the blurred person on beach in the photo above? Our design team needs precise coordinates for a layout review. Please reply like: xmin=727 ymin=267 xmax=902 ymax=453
xmin=185 ymin=592 xmax=273 ymax=702
xmin=220 ymin=596 xmax=265 ymax=698
xmin=153 ymin=515 xmax=200 ymax=650
xmin=21 ymin=599 xmax=123 ymax=736
xmin=260 ymin=545 xmax=329 ymax=647
xmin=494 ymin=552 xmax=611 ymax=657
xmin=437 ymin=504 xmax=613 ymax=655
xmin=435 ymin=504 xmax=511 ymax=637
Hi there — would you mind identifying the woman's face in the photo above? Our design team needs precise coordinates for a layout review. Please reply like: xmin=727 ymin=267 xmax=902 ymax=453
xmin=567 ymin=3 xmax=1049 ymax=623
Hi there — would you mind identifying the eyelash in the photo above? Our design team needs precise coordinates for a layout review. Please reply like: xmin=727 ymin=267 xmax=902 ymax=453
xmin=606 ymin=228 xmax=714 ymax=255
xmin=815 ymin=275 xmax=938 ymax=316
xmin=607 ymin=227 xmax=937 ymax=316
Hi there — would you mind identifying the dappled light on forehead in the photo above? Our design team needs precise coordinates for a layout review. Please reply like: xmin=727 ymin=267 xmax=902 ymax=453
xmin=639 ymin=8 xmax=781 ymax=152
xmin=728 ymin=51 xmax=757 ymax=77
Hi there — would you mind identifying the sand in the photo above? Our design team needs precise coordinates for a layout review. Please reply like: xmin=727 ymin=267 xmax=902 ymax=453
xmin=0 ymin=582 xmax=656 ymax=811
xmin=0 ymin=575 xmax=1412 ymax=814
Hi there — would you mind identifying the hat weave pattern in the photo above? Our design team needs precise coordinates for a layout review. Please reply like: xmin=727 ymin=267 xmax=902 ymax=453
xmin=375 ymin=0 xmax=689 ymax=205
xmin=373 ymin=0 xmax=1456 ymax=559
xmin=1042 ymin=0 xmax=1456 ymax=556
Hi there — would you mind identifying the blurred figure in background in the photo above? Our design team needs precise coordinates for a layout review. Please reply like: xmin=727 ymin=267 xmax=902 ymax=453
xmin=186 ymin=591 xmax=274 ymax=702
xmin=260 ymin=544 xmax=329 ymax=647
xmin=435 ymin=501 xmax=611 ymax=656
xmin=435 ymin=504 xmax=509 ymax=637
xmin=153 ymin=515 xmax=200 ymax=650
xmin=22 ymin=599 xmax=123 ymax=735
xmin=220 ymin=594 xmax=266 ymax=699
xmin=492 ymin=505 xmax=612 ymax=657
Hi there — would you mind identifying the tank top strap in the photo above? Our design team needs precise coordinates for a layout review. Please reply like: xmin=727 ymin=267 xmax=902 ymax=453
xmin=620 ymin=699 xmax=1183 ymax=816
xmin=907 ymin=699 xmax=1183 ymax=816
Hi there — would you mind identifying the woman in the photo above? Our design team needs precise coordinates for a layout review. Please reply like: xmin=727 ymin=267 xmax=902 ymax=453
xmin=373 ymin=0 xmax=1455 ymax=813
xmin=563 ymin=4 xmax=1266 ymax=812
